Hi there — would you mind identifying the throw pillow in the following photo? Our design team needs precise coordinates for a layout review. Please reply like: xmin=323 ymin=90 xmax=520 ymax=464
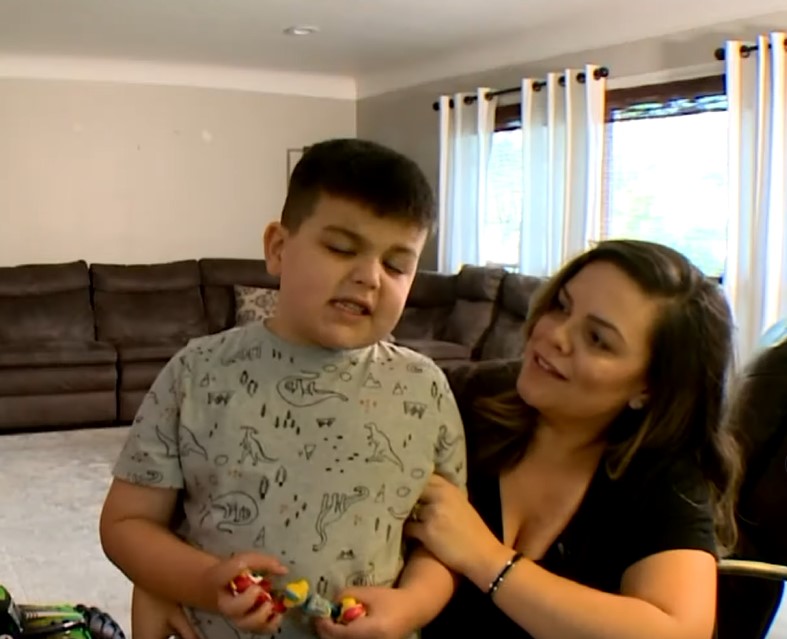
xmin=234 ymin=285 xmax=279 ymax=326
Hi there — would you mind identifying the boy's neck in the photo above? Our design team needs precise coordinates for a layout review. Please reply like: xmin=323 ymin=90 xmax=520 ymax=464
xmin=263 ymin=316 xmax=373 ymax=354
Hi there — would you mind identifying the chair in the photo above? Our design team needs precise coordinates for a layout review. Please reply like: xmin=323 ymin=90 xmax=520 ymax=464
xmin=715 ymin=334 xmax=787 ymax=638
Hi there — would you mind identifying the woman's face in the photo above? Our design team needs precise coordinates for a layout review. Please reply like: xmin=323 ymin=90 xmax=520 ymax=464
xmin=517 ymin=261 xmax=660 ymax=430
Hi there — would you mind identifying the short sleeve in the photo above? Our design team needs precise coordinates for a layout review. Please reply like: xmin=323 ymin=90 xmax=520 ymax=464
xmin=112 ymin=348 xmax=191 ymax=490
xmin=429 ymin=365 xmax=468 ymax=492
xmin=620 ymin=456 xmax=718 ymax=569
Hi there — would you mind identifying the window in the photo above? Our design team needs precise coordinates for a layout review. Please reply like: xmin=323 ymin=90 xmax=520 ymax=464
xmin=483 ymin=76 xmax=729 ymax=278
xmin=604 ymin=76 xmax=728 ymax=277
xmin=482 ymin=127 xmax=523 ymax=270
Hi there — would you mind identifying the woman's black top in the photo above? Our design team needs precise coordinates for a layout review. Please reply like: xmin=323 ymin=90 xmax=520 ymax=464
xmin=422 ymin=446 xmax=717 ymax=639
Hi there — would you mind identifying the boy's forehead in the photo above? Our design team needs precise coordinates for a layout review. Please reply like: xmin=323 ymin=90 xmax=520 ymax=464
xmin=309 ymin=196 xmax=427 ymax=246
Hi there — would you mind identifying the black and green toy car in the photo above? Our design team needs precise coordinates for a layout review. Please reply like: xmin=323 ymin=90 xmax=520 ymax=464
xmin=0 ymin=585 xmax=126 ymax=639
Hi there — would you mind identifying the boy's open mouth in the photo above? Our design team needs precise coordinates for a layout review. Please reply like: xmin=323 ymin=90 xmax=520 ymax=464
xmin=330 ymin=298 xmax=371 ymax=315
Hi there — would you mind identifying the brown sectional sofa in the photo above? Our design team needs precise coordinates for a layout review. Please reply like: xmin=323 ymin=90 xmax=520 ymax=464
xmin=0 ymin=261 xmax=117 ymax=429
xmin=0 ymin=258 xmax=543 ymax=431
xmin=92 ymin=260 xmax=210 ymax=422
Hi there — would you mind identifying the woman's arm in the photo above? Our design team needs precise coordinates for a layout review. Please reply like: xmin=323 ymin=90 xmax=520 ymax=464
xmin=464 ymin=544 xmax=716 ymax=639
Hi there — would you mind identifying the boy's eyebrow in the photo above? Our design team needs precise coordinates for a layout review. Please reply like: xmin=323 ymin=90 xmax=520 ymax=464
xmin=322 ymin=224 xmax=418 ymax=257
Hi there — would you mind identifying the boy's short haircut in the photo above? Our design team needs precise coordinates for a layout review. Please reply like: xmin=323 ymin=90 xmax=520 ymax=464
xmin=281 ymin=138 xmax=435 ymax=234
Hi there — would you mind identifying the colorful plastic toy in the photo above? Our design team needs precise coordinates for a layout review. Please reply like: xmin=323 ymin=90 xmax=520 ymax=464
xmin=0 ymin=585 xmax=126 ymax=639
xmin=228 ymin=571 xmax=367 ymax=624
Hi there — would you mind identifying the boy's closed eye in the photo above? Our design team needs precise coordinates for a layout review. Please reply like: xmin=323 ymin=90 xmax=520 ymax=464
xmin=325 ymin=243 xmax=356 ymax=256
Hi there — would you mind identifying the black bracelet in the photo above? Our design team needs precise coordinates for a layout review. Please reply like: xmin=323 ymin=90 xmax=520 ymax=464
xmin=486 ymin=551 xmax=524 ymax=598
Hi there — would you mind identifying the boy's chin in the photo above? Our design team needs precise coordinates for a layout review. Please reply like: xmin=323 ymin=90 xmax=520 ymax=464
xmin=312 ymin=326 xmax=391 ymax=350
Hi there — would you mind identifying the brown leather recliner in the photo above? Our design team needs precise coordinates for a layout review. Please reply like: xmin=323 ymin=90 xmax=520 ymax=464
xmin=0 ymin=261 xmax=117 ymax=430
xmin=91 ymin=260 xmax=209 ymax=422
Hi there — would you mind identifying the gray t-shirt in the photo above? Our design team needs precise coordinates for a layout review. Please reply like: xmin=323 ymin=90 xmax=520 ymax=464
xmin=113 ymin=322 xmax=467 ymax=639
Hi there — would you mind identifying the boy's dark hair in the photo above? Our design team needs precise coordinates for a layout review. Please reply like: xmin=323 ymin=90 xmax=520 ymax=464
xmin=281 ymin=138 xmax=435 ymax=233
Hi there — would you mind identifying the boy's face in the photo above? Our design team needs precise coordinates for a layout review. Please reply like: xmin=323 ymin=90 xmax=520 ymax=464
xmin=263 ymin=194 xmax=427 ymax=350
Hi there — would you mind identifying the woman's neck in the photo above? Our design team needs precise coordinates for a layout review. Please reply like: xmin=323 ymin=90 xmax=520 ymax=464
xmin=530 ymin=415 xmax=607 ymax=467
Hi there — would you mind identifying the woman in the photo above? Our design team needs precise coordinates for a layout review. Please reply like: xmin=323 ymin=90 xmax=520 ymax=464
xmin=408 ymin=239 xmax=742 ymax=639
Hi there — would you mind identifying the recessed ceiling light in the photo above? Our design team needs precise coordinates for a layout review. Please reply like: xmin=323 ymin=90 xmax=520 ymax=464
xmin=283 ymin=25 xmax=319 ymax=36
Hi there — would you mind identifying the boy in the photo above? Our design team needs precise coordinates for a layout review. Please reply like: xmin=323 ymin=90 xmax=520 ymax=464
xmin=99 ymin=139 xmax=467 ymax=639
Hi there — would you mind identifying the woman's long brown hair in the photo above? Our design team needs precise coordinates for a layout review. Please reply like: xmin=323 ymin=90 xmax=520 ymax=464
xmin=472 ymin=240 xmax=743 ymax=555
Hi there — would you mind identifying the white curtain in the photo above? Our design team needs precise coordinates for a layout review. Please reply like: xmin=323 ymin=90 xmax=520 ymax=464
xmin=437 ymin=89 xmax=498 ymax=274
xmin=724 ymin=33 xmax=787 ymax=366
xmin=518 ymin=66 xmax=607 ymax=277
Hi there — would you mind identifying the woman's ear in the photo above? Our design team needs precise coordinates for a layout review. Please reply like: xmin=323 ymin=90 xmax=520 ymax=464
xmin=263 ymin=222 xmax=288 ymax=276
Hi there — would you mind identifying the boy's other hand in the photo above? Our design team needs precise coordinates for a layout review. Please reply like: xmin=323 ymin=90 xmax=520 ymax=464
xmin=131 ymin=586 xmax=199 ymax=639
xmin=206 ymin=551 xmax=289 ymax=634
xmin=314 ymin=586 xmax=419 ymax=639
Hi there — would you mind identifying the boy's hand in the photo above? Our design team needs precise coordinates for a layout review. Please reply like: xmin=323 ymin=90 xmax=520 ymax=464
xmin=205 ymin=551 xmax=289 ymax=634
xmin=314 ymin=586 xmax=420 ymax=639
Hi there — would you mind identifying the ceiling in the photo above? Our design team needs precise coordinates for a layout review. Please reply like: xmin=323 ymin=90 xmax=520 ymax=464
xmin=1 ymin=0 xmax=787 ymax=98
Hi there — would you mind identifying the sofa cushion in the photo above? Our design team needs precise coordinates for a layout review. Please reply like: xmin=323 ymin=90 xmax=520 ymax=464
xmin=117 ymin=342 xmax=184 ymax=363
xmin=0 ymin=341 xmax=116 ymax=368
xmin=480 ymin=273 xmax=544 ymax=360
xmin=95 ymin=290 xmax=206 ymax=344
xmin=0 ymin=260 xmax=89 ymax=296
xmin=405 ymin=271 xmax=457 ymax=307
xmin=0 ymin=364 xmax=116 ymax=396
xmin=0 ymin=261 xmax=95 ymax=343
xmin=394 ymin=339 xmax=471 ymax=361
xmin=92 ymin=260 xmax=202 ymax=292
xmin=199 ymin=259 xmax=279 ymax=333
xmin=454 ymin=265 xmax=505 ymax=302
xmin=442 ymin=266 xmax=505 ymax=351
xmin=395 ymin=272 xmax=455 ymax=339
xmin=92 ymin=261 xmax=208 ymax=344
xmin=234 ymin=285 xmax=279 ymax=326
xmin=120 ymin=360 xmax=170 ymax=392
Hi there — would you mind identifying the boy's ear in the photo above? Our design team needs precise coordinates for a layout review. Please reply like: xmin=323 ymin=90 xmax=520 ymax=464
xmin=263 ymin=222 xmax=289 ymax=277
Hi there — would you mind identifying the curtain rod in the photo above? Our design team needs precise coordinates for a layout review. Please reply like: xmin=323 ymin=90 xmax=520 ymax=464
xmin=714 ymin=38 xmax=787 ymax=60
xmin=431 ymin=66 xmax=609 ymax=111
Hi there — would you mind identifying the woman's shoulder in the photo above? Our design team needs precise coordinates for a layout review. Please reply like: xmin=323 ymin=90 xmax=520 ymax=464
xmin=604 ymin=449 xmax=717 ymax=563
xmin=615 ymin=449 xmax=708 ymax=497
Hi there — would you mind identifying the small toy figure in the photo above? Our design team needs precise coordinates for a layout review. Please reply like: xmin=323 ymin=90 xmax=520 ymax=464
xmin=227 ymin=571 xmax=285 ymax=614
xmin=228 ymin=572 xmax=366 ymax=624
xmin=334 ymin=596 xmax=367 ymax=624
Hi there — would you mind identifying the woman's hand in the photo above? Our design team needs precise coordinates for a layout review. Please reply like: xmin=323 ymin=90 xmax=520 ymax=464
xmin=404 ymin=474 xmax=503 ymax=576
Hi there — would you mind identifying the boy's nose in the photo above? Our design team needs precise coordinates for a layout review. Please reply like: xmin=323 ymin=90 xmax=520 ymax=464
xmin=351 ymin=259 xmax=382 ymax=289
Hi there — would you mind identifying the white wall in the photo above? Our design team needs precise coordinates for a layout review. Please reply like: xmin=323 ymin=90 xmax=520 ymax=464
xmin=0 ymin=79 xmax=356 ymax=266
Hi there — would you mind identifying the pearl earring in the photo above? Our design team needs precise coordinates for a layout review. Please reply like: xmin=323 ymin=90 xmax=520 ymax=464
xmin=629 ymin=398 xmax=644 ymax=410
